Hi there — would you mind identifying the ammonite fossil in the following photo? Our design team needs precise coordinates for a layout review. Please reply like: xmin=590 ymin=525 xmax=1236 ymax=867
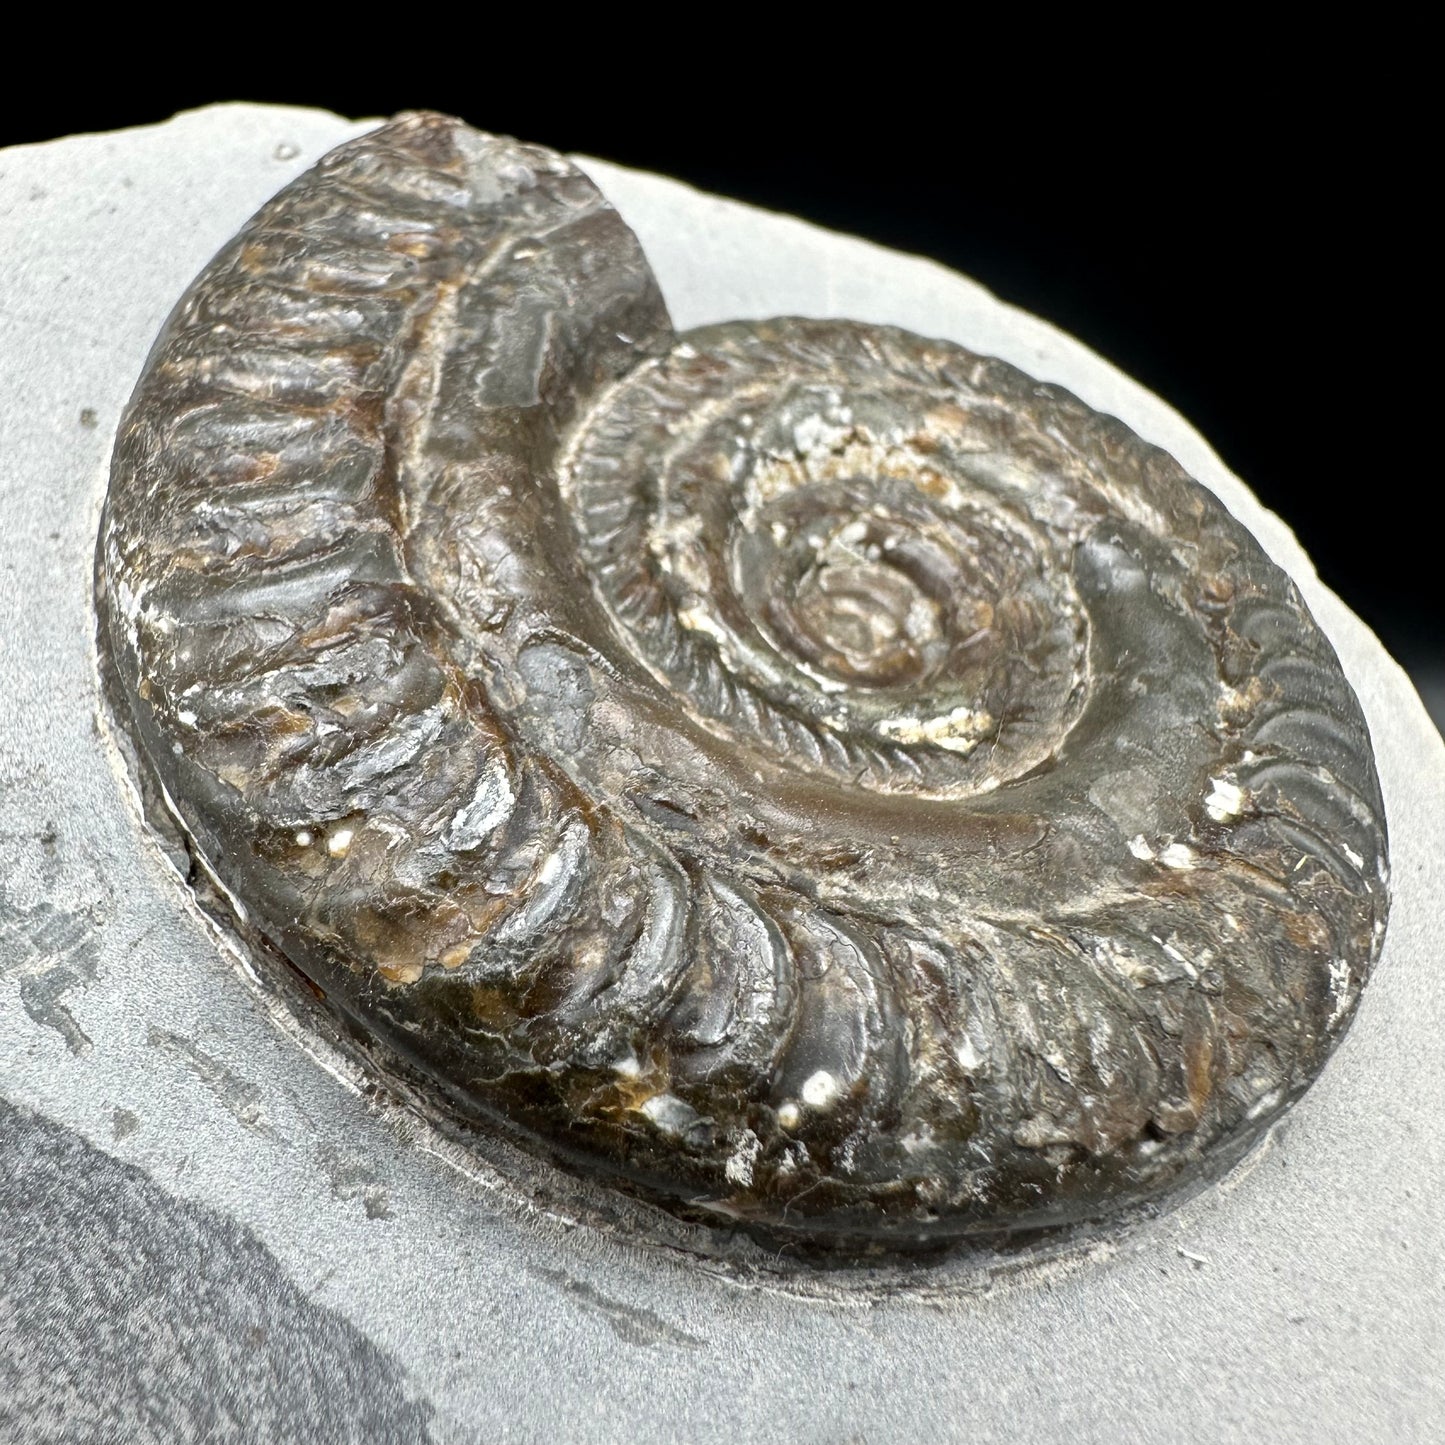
xmin=97 ymin=113 xmax=1390 ymax=1252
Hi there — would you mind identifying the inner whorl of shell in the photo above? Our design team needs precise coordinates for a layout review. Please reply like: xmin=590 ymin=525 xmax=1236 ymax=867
xmin=98 ymin=113 xmax=1389 ymax=1250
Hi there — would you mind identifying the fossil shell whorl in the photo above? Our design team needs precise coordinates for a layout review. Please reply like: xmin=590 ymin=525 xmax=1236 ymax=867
xmin=98 ymin=113 xmax=1390 ymax=1251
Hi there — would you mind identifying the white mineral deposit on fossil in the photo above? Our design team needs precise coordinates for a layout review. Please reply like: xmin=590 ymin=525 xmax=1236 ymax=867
xmin=96 ymin=113 xmax=1390 ymax=1253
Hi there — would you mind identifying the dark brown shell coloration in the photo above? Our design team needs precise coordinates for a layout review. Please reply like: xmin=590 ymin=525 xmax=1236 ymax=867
xmin=97 ymin=114 xmax=1390 ymax=1251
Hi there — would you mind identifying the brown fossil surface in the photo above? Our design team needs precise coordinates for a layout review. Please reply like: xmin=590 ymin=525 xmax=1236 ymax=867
xmin=97 ymin=113 xmax=1389 ymax=1251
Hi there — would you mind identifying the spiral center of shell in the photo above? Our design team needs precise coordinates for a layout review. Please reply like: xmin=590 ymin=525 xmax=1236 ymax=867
xmin=782 ymin=527 xmax=946 ymax=687
xmin=564 ymin=340 xmax=1094 ymax=794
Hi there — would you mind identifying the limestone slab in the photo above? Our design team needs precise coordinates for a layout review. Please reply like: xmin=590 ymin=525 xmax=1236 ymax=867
xmin=1 ymin=105 xmax=1441 ymax=1445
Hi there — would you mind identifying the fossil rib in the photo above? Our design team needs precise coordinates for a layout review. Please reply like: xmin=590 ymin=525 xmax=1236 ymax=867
xmin=97 ymin=113 xmax=1389 ymax=1250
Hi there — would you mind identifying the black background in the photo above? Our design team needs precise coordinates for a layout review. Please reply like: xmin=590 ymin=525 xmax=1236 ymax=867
xmin=4 ymin=44 xmax=1434 ymax=696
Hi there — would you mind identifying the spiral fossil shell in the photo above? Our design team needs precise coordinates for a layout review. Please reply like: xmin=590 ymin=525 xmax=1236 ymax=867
xmin=98 ymin=113 xmax=1390 ymax=1251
